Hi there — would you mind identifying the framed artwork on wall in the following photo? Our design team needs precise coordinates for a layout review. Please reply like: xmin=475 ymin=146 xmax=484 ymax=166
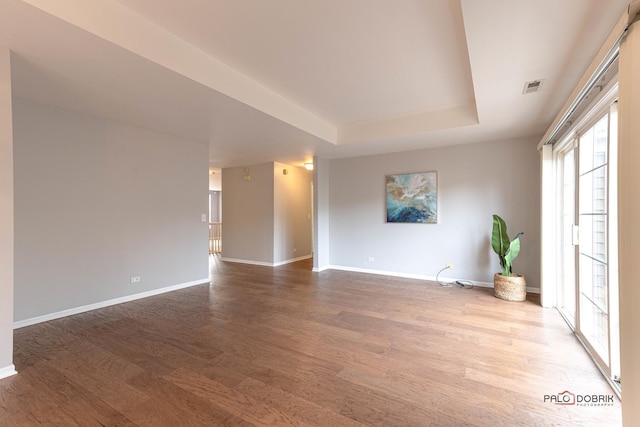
xmin=386 ymin=171 xmax=437 ymax=223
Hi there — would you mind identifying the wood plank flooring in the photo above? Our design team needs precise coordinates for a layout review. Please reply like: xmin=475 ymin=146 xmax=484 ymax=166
xmin=1 ymin=257 xmax=621 ymax=426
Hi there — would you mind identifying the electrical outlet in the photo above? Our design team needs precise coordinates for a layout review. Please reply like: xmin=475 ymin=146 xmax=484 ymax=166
xmin=130 ymin=276 xmax=141 ymax=284
xmin=446 ymin=263 xmax=454 ymax=269
xmin=367 ymin=257 xmax=375 ymax=262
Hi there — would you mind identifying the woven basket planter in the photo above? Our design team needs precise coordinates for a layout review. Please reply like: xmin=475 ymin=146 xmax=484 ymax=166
xmin=493 ymin=273 xmax=526 ymax=301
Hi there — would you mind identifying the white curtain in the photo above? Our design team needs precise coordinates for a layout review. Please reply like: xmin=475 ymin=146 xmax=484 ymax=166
xmin=617 ymin=12 xmax=640 ymax=425
xmin=0 ymin=48 xmax=16 ymax=378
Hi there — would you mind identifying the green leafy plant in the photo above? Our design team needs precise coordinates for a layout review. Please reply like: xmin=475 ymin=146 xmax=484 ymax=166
xmin=491 ymin=214 xmax=523 ymax=277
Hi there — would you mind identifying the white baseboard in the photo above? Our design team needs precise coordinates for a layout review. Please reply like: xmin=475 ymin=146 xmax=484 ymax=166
xmin=13 ymin=277 xmax=210 ymax=329
xmin=274 ymin=254 xmax=312 ymax=266
xmin=221 ymin=257 xmax=275 ymax=267
xmin=222 ymin=254 xmax=312 ymax=267
xmin=312 ymin=265 xmax=330 ymax=272
xmin=324 ymin=265 xmax=540 ymax=294
xmin=0 ymin=364 xmax=17 ymax=380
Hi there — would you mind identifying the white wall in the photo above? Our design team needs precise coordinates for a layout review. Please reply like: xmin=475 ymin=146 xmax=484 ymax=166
xmin=12 ymin=98 xmax=209 ymax=322
xmin=0 ymin=49 xmax=16 ymax=378
xmin=274 ymin=162 xmax=312 ymax=264
xmin=221 ymin=163 xmax=275 ymax=263
xmin=328 ymin=137 xmax=541 ymax=287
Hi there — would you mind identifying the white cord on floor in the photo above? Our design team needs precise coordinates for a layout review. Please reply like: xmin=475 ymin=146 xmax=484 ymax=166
xmin=435 ymin=266 xmax=453 ymax=287
xmin=435 ymin=267 xmax=474 ymax=289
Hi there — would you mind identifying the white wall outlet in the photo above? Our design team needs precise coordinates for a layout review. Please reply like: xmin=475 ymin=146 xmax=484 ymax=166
xmin=130 ymin=276 xmax=141 ymax=284
xmin=201 ymin=214 xmax=207 ymax=222
xmin=367 ymin=257 xmax=375 ymax=262
xmin=446 ymin=263 xmax=454 ymax=269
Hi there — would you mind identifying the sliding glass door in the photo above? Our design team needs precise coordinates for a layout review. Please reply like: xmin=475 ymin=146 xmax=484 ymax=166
xmin=556 ymin=101 xmax=620 ymax=390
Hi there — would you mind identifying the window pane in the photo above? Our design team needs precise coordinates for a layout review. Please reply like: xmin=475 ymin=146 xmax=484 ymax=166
xmin=579 ymin=214 xmax=607 ymax=263
xmin=594 ymin=116 xmax=608 ymax=169
xmin=579 ymin=254 xmax=608 ymax=309
xmin=579 ymin=165 xmax=607 ymax=215
xmin=579 ymin=128 xmax=593 ymax=172
xmin=579 ymin=293 xmax=609 ymax=364
xmin=579 ymin=116 xmax=608 ymax=174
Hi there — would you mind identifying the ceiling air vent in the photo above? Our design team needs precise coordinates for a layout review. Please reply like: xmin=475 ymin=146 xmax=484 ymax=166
xmin=523 ymin=79 xmax=544 ymax=94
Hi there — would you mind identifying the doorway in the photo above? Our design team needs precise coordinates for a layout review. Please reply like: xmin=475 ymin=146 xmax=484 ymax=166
xmin=209 ymin=190 xmax=222 ymax=254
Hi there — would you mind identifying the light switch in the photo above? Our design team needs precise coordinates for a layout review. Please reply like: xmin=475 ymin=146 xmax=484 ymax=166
xmin=201 ymin=214 xmax=207 ymax=222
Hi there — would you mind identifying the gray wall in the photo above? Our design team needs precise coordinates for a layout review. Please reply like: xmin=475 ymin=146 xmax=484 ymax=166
xmin=222 ymin=162 xmax=312 ymax=265
xmin=222 ymin=163 xmax=275 ymax=263
xmin=313 ymin=157 xmax=330 ymax=271
xmin=274 ymin=162 xmax=312 ymax=263
xmin=13 ymin=98 xmax=209 ymax=322
xmin=328 ymin=137 xmax=541 ymax=287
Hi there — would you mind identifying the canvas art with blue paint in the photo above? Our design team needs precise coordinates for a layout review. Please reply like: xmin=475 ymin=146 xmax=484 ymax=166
xmin=386 ymin=172 xmax=437 ymax=223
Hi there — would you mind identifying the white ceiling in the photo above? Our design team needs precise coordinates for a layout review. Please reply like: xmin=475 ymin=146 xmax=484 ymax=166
xmin=0 ymin=0 xmax=629 ymax=169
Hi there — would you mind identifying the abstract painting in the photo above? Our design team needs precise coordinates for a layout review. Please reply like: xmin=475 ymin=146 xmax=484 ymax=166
xmin=386 ymin=172 xmax=437 ymax=223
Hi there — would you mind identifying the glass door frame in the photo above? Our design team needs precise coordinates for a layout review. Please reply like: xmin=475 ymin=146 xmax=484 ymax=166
xmin=552 ymin=84 xmax=620 ymax=393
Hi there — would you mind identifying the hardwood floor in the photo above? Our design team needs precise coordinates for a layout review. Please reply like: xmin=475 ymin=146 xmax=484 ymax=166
xmin=1 ymin=257 xmax=620 ymax=426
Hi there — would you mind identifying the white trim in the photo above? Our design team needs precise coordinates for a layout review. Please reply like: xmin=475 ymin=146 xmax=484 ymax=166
xmin=312 ymin=265 xmax=330 ymax=272
xmin=222 ymin=255 xmax=312 ymax=267
xmin=13 ymin=278 xmax=210 ymax=329
xmin=273 ymin=255 xmax=312 ymax=266
xmin=220 ymin=258 xmax=275 ymax=267
xmin=0 ymin=365 xmax=17 ymax=380
xmin=323 ymin=265 xmax=542 ymax=294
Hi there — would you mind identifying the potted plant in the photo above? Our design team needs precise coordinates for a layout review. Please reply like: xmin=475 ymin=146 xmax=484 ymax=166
xmin=491 ymin=214 xmax=526 ymax=301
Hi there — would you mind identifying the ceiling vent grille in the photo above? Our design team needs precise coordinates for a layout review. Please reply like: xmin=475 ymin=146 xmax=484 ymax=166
xmin=523 ymin=79 xmax=544 ymax=94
